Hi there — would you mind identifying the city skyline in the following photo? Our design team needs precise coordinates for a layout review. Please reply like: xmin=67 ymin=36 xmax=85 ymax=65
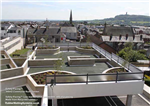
xmin=1 ymin=0 xmax=150 ymax=20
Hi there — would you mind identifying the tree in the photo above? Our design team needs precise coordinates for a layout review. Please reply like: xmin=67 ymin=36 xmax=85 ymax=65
xmin=118 ymin=42 xmax=147 ymax=62
xmin=53 ymin=54 xmax=64 ymax=72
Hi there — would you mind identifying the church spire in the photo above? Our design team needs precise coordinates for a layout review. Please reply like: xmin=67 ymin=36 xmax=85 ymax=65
xmin=70 ymin=10 xmax=72 ymax=25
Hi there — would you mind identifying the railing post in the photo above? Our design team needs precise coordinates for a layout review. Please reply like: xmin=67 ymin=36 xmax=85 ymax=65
xmin=116 ymin=72 xmax=118 ymax=83
xmin=86 ymin=73 xmax=88 ymax=84
xmin=45 ymin=75 xmax=47 ymax=85
xmin=68 ymin=42 xmax=69 ymax=51
xmin=54 ymin=73 xmax=56 ymax=85
xmin=143 ymin=72 xmax=145 ymax=81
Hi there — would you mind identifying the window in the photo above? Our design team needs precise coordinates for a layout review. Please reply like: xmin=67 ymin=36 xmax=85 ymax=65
xmin=10 ymin=30 xmax=13 ymax=33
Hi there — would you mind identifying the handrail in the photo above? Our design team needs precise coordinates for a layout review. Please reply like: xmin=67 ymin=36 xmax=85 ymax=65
xmin=37 ymin=42 xmax=93 ymax=47
xmin=92 ymin=43 xmax=142 ymax=72
xmin=46 ymin=72 xmax=143 ymax=85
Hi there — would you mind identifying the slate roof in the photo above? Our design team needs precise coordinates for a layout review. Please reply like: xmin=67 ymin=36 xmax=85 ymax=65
xmin=1 ymin=23 xmax=11 ymax=28
xmin=27 ymin=28 xmax=36 ymax=35
xmin=34 ymin=28 xmax=45 ymax=35
xmin=61 ymin=27 xmax=77 ymax=33
xmin=9 ymin=27 xmax=21 ymax=30
xmin=45 ymin=27 xmax=60 ymax=35
xmin=103 ymin=25 xmax=134 ymax=36
xmin=27 ymin=27 xmax=61 ymax=36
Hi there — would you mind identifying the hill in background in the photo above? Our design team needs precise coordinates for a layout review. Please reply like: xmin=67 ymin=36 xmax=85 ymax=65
xmin=90 ymin=14 xmax=150 ymax=26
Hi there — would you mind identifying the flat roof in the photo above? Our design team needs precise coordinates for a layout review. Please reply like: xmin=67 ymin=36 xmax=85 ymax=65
xmin=28 ymin=51 xmax=110 ymax=74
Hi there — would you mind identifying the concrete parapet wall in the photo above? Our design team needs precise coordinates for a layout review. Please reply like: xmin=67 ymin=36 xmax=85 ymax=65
xmin=1 ymin=59 xmax=10 ymax=65
xmin=36 ymin=47 xmax=60 ymax=54
xmin=0 ymin=50 xmax=5 ymax=54
xmin=67 ymin=56 xmax=108 ymax=66
xmin=22 ymin=60 xmax=28 ymax=74
xmin=75 ymin=46 xmax=96 ymax=54
xmin=1 ymin=67 xmax=24 ymax=79
xmin=27 ymin=75 xmax=44 ymax=96
xmin=28 ymin=58 xmax=62 ymax=67
xmin=1 ymin=76 xmax=27 ymax=91
xmin=13 ymin=58 xmax=26 ymax=67
xmin=2 ymin=50 xmax=17 ymax=68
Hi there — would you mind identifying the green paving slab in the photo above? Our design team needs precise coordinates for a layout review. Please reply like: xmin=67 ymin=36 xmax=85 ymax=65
xmin=1 ymin=64 xmax=11 ymax=70
xmin=1 ymin=86 xmax=41 ymax=106
xmin=36 ymin=51 xmax=95 ymax=61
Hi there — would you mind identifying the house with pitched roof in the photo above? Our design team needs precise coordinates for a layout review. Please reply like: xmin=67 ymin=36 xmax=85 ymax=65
xmin=26 ymin=27 xmax=65 ymax=44
xmin=100 ymin=24 xmax=144 ymax=51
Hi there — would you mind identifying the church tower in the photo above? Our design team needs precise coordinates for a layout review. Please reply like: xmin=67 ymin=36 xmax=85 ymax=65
xmin=70 ymin=10 xmax=72 ymax=25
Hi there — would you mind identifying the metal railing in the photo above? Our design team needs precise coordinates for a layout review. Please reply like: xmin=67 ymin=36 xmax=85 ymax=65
xmin=46 ymin=72 xmax=143 ymax=85
xmin=37 ymin=42 xmax=92 ymax=47
xmin=92 ymin=43 xmax=142 ymax=72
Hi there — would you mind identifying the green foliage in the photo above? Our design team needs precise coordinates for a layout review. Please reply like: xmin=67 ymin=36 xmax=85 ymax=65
xmin=10 ymin=48 xmax=30 ymax=57
xmin=124 ymin=42 xmax=133 ymax=49
xmin=138 ymin=50 xmax=147 ymax=55
xmin=145 ymin=78 xmax=150 ymax=87
xmin=53 ymin=53 xmax=64 ymax=71
xmin=118 ymin=46 xmax=147 ymax=62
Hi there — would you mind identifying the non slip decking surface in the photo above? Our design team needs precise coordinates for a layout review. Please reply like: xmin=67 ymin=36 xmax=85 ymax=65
xmin=28 ymin=51 xmax=110 ymax=74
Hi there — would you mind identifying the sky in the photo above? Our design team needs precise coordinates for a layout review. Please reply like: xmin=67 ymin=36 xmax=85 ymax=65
xmin=1 ymin=0 xmax=150 ymax=20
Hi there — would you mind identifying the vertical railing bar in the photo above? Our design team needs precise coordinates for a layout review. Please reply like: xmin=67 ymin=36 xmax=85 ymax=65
xmin=116 ymin=72 xmax=118 ymax=83
xmin=45 ymin=75 xmax=47 ymax=85
xmin=86 ymin=73 xmax=88 ymax=84
xmin=54 ymin=73 xmax=56 ymax=85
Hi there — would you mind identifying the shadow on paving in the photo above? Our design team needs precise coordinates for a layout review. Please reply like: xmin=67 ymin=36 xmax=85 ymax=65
xmin=48 ymin=96 xmax=125 ymax=106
